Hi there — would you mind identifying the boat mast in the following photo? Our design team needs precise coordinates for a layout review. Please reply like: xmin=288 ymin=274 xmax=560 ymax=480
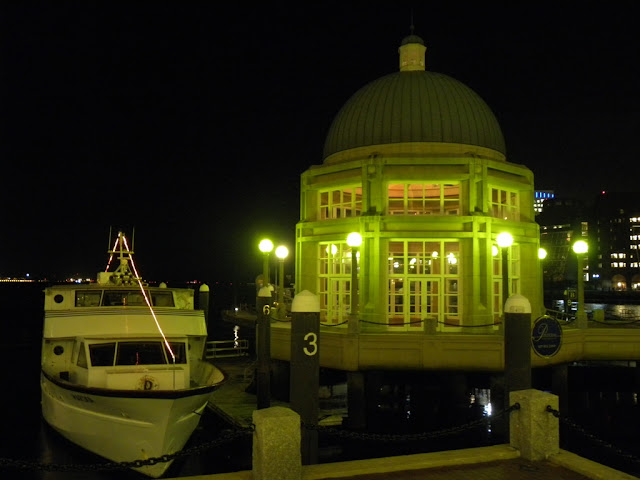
xmin=107 ymin=231 xmax=141 ymax=286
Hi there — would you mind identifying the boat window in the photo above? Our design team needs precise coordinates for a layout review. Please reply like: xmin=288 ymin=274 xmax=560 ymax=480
xmin=116 ymin=342 xmax=166 ymax=365
xmin=164 ymin=342 xmax=187 ymax=364
xmin=152 ymin=291 xmax=174 ymax=307
xmin=89 ymin=343 xmax=116 ymax=366
xmin=75 ymin=290 xmax=102 ymax=307
xmin=102 ymin=291 xmax=148 ymax=306
xmin=77 ymin=342 xmax=88 ymax=369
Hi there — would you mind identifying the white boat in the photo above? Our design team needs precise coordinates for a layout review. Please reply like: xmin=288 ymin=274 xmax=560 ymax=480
xmin=40 ymin=231 xmax=226 ymax=477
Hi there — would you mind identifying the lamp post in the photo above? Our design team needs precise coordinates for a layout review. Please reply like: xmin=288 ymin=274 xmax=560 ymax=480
xmin=259 ymin=238 xmax=274 ymax=291
xmin=572 ymin=240 xmax=588 ymax=328
xmin=497 ymin=232 xmax=514 ymax=309
xmin=275 ymin=245 xmax=289 ymax=319
xmin=346 ymin=232 xmax=362 ymax=332
xmin=538 ymin=248 xmax=547 ymax=312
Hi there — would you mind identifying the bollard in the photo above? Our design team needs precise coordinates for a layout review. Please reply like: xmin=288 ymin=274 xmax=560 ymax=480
xmin=509 ymin=389 xmax=559 ymax=461
xmin=290 ymin=290 xmax=320 ymax=465
xmin=253 ymin=406 xmax=301 ymax=480
xmin=256 ymin=286 xmax=273 ymax=409
xmin=199 ymin=283 xmax=210 ymax=334
xmin=504 ymin=294 xmax=532 ymax=393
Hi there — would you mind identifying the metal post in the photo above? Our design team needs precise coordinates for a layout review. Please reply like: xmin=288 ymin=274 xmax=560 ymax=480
xmin=263 ymin=253 xmax=270 ymax=289
xmin=278 ymin=258 xmax=285 ymax=319
xmin=501 ymin=247 xmax=509 ymax=309
xmin=576 ymin=254 xmax=587 ymax=328
xmin=348 ymin=247 xmax=359 ymax=333
xmin=289 ymin=290 xmax=320 ymax=465
xmin=256 ymin=287 xmax=272 ymax=409
xmin=199 ymin=283 xmax=210 ymax=336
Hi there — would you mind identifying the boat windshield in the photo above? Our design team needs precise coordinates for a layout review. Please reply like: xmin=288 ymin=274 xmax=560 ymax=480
xmin=74 ymin=290 xmax=175 ymax=307
xmin=87 ymin=341 xmax=187 ymax=366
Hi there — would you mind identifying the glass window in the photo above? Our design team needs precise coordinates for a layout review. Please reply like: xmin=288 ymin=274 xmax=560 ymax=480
xmin=388 ymin=183 xmax=460 ymax=215
xmin=75 ymin=290 xmax=102 ymax=307
xmin=116 ymin=342 xmax=166 ymax=365
xmin=152 ymin=291 xmax=174 ymax=307
xmin=90 ymin=343 xmax=116 ymax=366
xmin=164 ymin=342 xmax=187 ymax=364
xmin=387 ymin=240 xmax=460 ymax=330
xmin=102 ymin=290 xmax=148 ymax=306
xmin=492 ymin=243 xmax=521 ymax=322
xmin=490 ymin=187 xmax=519 ymax=221
xmin=319 ymin=187 xmax=362 ymax=219
xmin=318 ymin=241 xmax=355 ymax=324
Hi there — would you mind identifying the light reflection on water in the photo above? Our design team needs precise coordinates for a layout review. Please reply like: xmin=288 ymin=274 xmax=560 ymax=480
xmin=586 ymin=303 xmax=640 ymax=319
xmin=552 ymin=301 xmax=640 ymax=320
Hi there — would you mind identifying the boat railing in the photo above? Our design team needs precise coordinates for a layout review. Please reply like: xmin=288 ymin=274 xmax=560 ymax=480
xmin=205 ymin=339 xmax=250 ymax=359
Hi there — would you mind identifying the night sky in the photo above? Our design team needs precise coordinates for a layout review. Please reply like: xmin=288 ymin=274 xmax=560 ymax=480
xmin=1 ymin=2 xmax=638 ymax=282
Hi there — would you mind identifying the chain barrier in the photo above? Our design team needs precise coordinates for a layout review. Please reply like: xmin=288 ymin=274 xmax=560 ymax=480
xmin=321 ymin=320 xmax=349 ymax=327
xmin=308 ymin=403 xmax=520 ymax=443
xmin=546 ymin=405 xmax=640 ymax=467
xmin=0 ymin=426 xmax=253 ymax=473
xmin=322 ymin=319 xmax=502 ymax=327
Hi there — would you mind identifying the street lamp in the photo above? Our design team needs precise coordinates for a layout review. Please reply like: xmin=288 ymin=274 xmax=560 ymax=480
xmin=538 ymin=248 xmax=547 ymax=310
xmin=346 ymin=232 xmax=362 ymax=321
xmin=259 ymin=238 xmax=274 ymax=292
xmin=497 ymin=232 xmax=514 ymax=309
xmin=275 ymin=245 xmax=289 ymax=318
xmin=572 ymin=240 xmax=588 ymax=327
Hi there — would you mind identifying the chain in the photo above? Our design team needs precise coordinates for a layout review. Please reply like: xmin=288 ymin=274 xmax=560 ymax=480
xmin=0 ymin=426 xmax=253 ymax=473
xmin=310 ymin=403 xmax=520 ymax=443
xmin=546 ymin=406 xmax=640 ymax=466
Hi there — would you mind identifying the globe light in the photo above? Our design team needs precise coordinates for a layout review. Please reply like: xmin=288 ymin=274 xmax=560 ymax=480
xmin=496 ymin=232 xmax=513 ymax=248
xmin=275 ymin=245 xmax=289 ymax=259
xmin=259 ymin=239 xmax=274 ymax=253
xmin=538 ymin=248 xmax=548 ymax=260
xmin=572 ymin=240 xmax=588 ymax=254
xmin=346 ymin=232 xmax=362 ymax=247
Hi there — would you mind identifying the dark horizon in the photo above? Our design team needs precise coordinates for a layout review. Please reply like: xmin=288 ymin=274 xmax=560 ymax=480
xmin=2 ymin=3 xmax=638 ymax=281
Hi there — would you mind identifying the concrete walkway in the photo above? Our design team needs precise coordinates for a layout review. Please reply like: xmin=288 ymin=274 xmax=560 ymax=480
xmin=172 ymin=445 xmax=637 ymax=480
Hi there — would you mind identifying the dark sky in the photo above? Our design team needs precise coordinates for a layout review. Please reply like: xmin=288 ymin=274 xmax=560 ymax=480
xmin=1 ymin=2 xmax=638 ymax=282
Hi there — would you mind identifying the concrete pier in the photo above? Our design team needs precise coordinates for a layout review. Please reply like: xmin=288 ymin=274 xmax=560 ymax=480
xmin=198 ymin=364 xmax=637 ymax=480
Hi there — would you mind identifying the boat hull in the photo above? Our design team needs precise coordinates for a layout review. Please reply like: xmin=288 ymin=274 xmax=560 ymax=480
xmin=41 ymin=369 xmax=220 ymax=478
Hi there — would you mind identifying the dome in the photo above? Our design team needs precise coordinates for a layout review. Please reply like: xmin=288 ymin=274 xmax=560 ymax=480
xmin=323 ymin=36 xmax=506 ymax=161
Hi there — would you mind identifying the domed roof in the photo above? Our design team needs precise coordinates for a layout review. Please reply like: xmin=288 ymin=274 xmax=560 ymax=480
xmin=323 ymin=35 xmax=506 ymax=161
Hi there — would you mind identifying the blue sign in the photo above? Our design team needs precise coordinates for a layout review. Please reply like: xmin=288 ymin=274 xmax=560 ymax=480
xmin=531 ymin=315 xmax=562 ymax=357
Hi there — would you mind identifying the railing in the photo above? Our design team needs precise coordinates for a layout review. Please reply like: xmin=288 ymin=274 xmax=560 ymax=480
xmin=205 ymin=339 xmax=250 ymax=359
xmin=544 ymin=308 xmax=576 ymax=323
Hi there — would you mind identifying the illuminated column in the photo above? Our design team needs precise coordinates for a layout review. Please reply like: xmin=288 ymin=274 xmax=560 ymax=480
xmin=259 ymin=239 xmax=274 ymax=290
xmin=275 ymin=245 xmax=289 ymax=319
xmin=346 ymin=232 xmax=362 ymax=333
xmin=572 ymin=240 xmax=588 ymax=328
xmin=497 ymin=232 xmax=514 ymax=310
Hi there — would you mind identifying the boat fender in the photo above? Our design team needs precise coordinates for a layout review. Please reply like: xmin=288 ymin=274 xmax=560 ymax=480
xmin=136 ymin=375 xmax=159 ymax=391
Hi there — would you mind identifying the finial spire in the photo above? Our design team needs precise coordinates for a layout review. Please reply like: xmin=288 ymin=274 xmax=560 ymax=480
xmin=398 ymin=14 xmax=426 ymax=72
xmin=410 ymin=9 xmax=415 ymax=35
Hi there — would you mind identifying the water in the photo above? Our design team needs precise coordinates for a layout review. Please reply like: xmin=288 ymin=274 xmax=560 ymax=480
xmin=4 ymin=283 xmax=640 ymax=478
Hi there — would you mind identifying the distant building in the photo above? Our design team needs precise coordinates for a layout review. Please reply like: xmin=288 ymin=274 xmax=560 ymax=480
xmin=534 ymin=190 xmax=555 ymax=215
xmin=537 ymin=196 xmax=589 ymax=287
xmin=590 ymin=191 xmax=640 ymax=291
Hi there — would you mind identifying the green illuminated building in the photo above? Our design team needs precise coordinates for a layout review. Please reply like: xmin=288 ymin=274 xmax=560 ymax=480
xmin=295 ymin=33 xmax=542 ymax=333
